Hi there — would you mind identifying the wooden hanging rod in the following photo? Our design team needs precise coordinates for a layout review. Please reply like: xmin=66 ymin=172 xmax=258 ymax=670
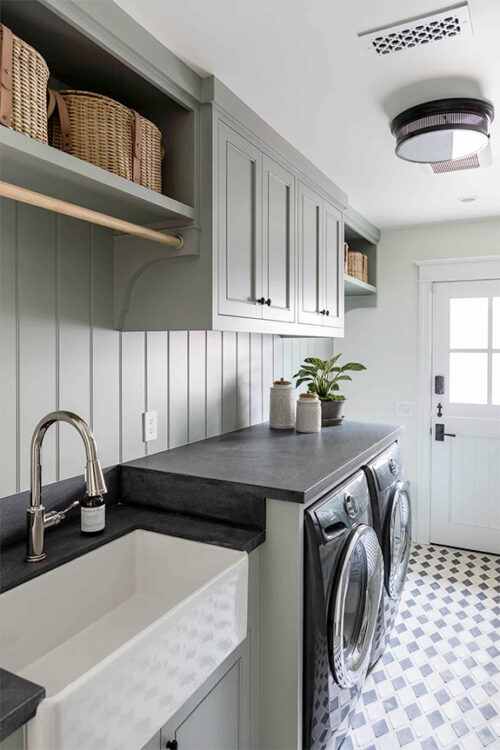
xmin=0 ymin=181 xmax=184 ymax=249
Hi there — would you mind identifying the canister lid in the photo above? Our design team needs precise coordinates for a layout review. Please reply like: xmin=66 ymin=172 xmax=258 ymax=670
xmin=274 ymin=377 xmax=292 ymax=386
xmin=299 ymin=392 xmax=318 ymax=399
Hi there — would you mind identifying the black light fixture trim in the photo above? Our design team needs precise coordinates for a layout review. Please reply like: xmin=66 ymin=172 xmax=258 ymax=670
xmin=390 ymin=98 xmax=495 ymax=163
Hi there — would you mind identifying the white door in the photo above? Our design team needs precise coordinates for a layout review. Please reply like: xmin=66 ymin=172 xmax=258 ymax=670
xmin=431 ymin=279 xmax=500 ymax=553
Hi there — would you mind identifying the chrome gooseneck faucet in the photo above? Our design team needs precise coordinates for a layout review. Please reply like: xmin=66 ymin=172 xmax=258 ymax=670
xmin=27 ymin=410 xmax=107 ymax=562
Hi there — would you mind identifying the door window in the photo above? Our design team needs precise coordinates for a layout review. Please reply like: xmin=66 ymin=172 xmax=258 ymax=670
xmin=448 ymin=296 xmax=499 ymax=405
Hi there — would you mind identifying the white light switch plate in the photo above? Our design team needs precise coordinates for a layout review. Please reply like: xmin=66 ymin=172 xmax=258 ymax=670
xmin=143 ymin=411 xmax=158 ymax=441
xmin=396 ymin=401 xmax=412 ymax=417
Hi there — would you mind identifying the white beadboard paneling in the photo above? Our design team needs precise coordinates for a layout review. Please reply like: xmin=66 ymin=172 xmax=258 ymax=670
xmin=262 ymin=335 xmax=273 ymax=421
xmin=237 ymin=332 xmax=251 ymax=429
xmin=273 ymin=335 xmax=283 ymax=381
xmin=121 ymin=332 xmax=146 ymax=462
xmin=206 ymin=330 xmax=222 ymax=438
xmin=91 ymin=226 xmax=120 ymax=468
xmin=250 ymin=333 xmax=262 ymax=424
xmin=58 ymin=217 xmax=91 ymax=479
xmin=282 ymin=338 xmax=293 ymax=381
xmin=222 ymin=331 xmax=237 ymax=433
xmin=146 ymin=331 xmax=168 ymax=453
xmin=169 ymin=331 xmax=188 ymax=448
xmin=0 ymin=197 xmax=339 ymax=497
xmin=0 ymin=198 xmax=17 ymax=494
xmin=18 ymin=205 xmax=57 ymax=492
xmin=188 ymin=331 xmax=206 ymax=443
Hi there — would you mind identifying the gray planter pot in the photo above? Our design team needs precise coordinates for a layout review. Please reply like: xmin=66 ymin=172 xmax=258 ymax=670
xmin=320 ymin=399 xmax=345 ymax=426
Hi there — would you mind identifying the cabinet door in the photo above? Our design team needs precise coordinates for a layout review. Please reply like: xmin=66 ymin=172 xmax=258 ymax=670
xmin=218 ymin=121 xmax=263 ymax=319
xmin=297 ymin=182 xmax=324 ymax=326
xmin=164 ymin=661 xmax=243 ymax=750
xmin=323 ymin=200 xmax=344 ymax=328
xmin=262 ymin=155 xmax=295 ymax=323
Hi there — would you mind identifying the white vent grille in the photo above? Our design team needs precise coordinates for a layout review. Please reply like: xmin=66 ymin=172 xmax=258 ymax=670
xmin=359 ymin=3 xmax=472 ymax=55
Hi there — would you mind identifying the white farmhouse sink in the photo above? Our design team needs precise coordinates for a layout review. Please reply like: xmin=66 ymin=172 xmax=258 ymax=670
xmin=0 ymin=530 xmax=248 ymax=750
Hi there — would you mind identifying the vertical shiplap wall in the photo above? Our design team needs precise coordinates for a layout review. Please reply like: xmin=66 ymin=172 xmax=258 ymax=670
xmin=0 ymin=198 xmax=333 ymax=497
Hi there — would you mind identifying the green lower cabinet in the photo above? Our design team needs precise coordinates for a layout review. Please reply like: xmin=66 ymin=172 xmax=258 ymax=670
xmin=159 ymin=639 xmax=250 ymax=750
xmin=0 ymin=728 xmax=25 ymax=750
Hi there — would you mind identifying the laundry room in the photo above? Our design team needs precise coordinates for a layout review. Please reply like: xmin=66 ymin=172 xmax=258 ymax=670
xmin=0 ymin=1 xmax=499 ymax=749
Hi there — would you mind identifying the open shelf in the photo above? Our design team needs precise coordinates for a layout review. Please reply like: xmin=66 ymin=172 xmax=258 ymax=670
xmin=0 ymin=128 xmax=194 ymax=225
xmin=0 ymin=0 xmax=196 ymax=227
xmin=344 ymin=274 xmax=377 ymax=296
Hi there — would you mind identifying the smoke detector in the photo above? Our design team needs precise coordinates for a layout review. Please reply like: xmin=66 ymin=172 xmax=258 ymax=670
xmin=390 ymin=98 xmax=494 ymax=164
xmin=359 ymin=3 xmax=472 ymax=55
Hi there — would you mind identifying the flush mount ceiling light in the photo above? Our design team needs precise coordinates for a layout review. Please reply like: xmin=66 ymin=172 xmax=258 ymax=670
xmin=390 ymin=98 xmax=494 ymax=164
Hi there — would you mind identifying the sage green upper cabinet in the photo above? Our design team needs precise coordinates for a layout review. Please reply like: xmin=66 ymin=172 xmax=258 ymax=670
xmin=262 ymin=155 xmax=295 ymax=323
xmin=217 ymin=121 xmax=263 ymax=319
xmin=297 ymin=184 xmax=343 ymax=333
xmin=298 ymin=182 xmax=323 ymax=326
xmin=323 ymin=200 xmax=344 ymax=330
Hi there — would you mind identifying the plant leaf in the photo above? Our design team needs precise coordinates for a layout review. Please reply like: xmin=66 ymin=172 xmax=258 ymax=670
xmin=335 ymin=375 xmax=352 ymax=381
xmin=342 ymin=362 xmax=367 ymax=371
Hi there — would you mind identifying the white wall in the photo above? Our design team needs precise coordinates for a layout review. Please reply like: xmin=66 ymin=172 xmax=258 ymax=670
xmin=0 ymin=198 xmax=333 ymax=498
xmin=338 ymin=216 xmax=500 ymax=538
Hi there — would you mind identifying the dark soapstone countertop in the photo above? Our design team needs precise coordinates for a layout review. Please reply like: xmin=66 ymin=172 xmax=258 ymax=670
xmin=0 ymin=503 xmax=264 ymax=595
xmin=0 ymin=669 xmax=45 ymax=742
xmin=123 ymin=421 xmax=403 ymax=505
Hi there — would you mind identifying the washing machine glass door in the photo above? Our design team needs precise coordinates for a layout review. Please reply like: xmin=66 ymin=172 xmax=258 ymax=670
xmin=384 ymin=481 xmax=412 ymax=599
xmin=329 ymin=524 xmax=383 ymax=688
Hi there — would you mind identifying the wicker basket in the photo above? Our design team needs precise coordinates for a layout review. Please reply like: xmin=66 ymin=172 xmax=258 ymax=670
xmin=344 ymin=242 xmax=349 ymax=274
xmin=347 ymin=250 xmax=368 ymax=283
xmin=0 ymin=25 xmax=50 ymax=143
xmin=48 ymin=89 xmax=163 ymax=193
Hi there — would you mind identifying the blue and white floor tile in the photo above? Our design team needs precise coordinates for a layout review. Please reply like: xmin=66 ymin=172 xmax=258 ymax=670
xmin=347 ymin=543 xmax=500 ymax=749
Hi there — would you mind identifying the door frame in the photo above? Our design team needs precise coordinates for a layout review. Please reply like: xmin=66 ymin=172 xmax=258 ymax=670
xmin=415 ymin=255 xmax=500 ymax=544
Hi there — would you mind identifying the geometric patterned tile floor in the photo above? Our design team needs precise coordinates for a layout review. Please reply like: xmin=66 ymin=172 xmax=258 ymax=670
xmin=344 ymin=543 xmax=500 ymax=750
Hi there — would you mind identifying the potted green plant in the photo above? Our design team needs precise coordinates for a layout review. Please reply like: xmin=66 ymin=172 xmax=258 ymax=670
xmin=293 ymin=353 xmax=366 ymax=426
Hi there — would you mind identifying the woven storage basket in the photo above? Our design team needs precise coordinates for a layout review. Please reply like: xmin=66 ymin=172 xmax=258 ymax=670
xmin=344 ymin=242 xmax=349 ymax=274
xmin=48 ymin=90 xmax=163 ymax=193
xmin=0 ymin=25 xmax=50 ymax=143
xmin=347 ymin=250 xmax=368 ymax=283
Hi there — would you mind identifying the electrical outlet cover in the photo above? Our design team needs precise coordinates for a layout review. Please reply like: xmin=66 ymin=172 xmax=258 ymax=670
xmin=142 ymin=411 xmax=158 ymax=442
xmin=396 ymin=401 xmax=412 ymax=417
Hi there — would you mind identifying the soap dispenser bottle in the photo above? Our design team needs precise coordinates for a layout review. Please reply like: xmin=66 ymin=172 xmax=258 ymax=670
xmin=81 ymin=494 xmax=106 ymax=535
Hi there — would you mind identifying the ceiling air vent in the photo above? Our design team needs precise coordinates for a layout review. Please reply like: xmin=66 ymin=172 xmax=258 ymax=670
xmin=359 ymin=3 xmax=472 ymax=55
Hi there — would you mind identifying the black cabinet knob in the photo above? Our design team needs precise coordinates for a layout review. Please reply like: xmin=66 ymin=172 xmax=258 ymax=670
xmin=265 ymin=298 xmax=272 ymax=306
xmin=257 ymin=297 xmax=266 ymax=305
xmin=166 ymin=741 xmax=178 ymax=749
xmin=320 ymin=309 xmax=326 ymax=315
xmin=326 ymin=310 xmax=330 ymax=316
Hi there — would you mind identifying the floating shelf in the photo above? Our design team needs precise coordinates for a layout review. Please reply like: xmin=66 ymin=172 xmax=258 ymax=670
xmin=0 ymin=128 xmax=195 ymax=226
xmin=344 ymin=274 xmax=377 ymax=296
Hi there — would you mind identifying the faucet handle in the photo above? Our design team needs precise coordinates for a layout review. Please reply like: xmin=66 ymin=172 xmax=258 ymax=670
xmin=44 ymin=500 xmax=80 ymax=529
xmin=58 ymin=500 xmax=80 ymax=520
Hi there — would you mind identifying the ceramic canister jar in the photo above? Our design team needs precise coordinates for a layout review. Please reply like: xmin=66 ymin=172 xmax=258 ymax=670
xmin=296 ymin=392 xmax=321 ymax=433
xmin=269 ymin=377 xmax=295 ymax=429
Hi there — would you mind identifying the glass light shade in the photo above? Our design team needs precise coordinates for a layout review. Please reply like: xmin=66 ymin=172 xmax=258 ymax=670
xmin=396 ymin=128 xmax=489 ymax=163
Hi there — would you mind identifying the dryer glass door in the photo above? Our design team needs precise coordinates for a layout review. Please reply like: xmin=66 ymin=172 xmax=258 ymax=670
xmin=384 ymin=482 xmax=412 ymax=599
xmin=329 ymin=524 xmax=383 ymax=688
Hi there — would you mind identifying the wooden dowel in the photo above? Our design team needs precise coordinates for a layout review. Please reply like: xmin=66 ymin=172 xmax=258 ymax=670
xmin=0 ymin=181 xmax=183 ymax=249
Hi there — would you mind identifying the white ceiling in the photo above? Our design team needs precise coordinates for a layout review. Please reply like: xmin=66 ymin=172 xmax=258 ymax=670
xmin=115 ymin=0 xmax=500 ymax=228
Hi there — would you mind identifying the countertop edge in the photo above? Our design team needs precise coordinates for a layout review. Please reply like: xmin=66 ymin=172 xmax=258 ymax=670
xmin=0 ymin=669 xmax=45 ymax=743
